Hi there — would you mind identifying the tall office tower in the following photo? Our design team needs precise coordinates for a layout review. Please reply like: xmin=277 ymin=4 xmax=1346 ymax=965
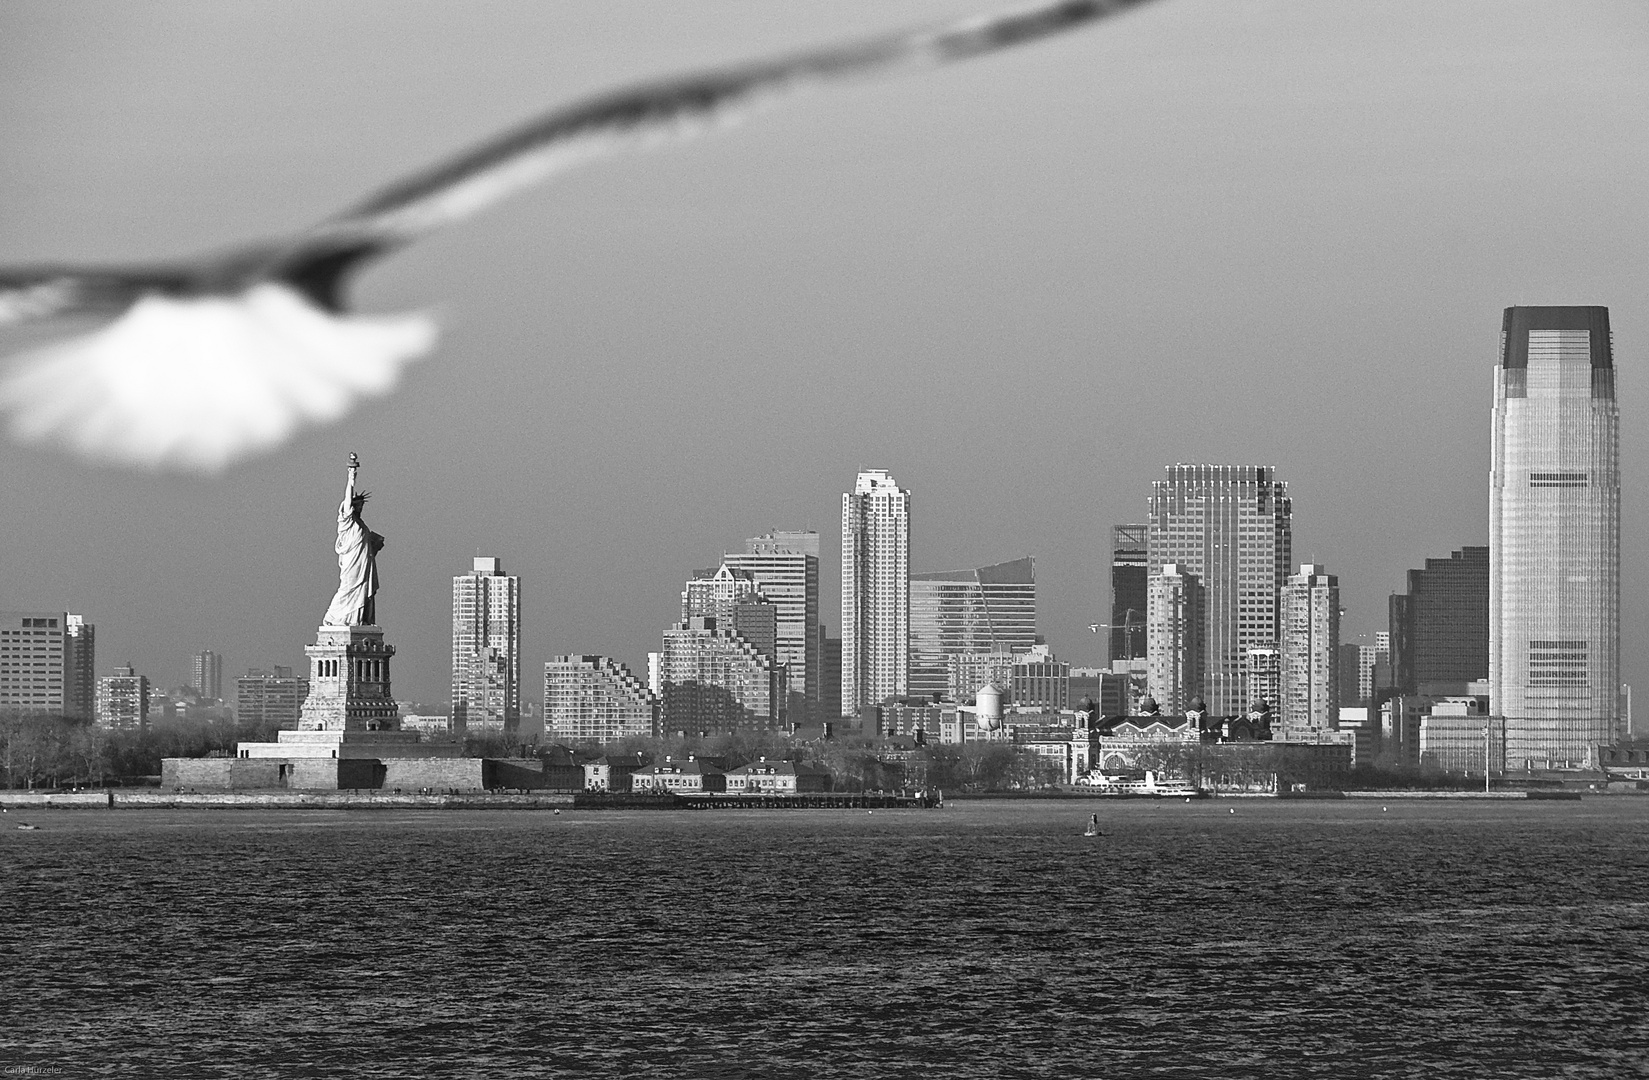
xmin=1146 ymin=564 xmax=1205 ymax=715
xmin=451 ymin=557 xmax=522 ymax=735
xmin=722 ymin=531 xmax=821 ymax=712
xmin=1389 ymin=546 xmax=1489 ymax=696
xmin=1490 ymin=306 xmax=1620 ymax=769
xmin=660 ymin=617 xmax=783 ymax=734
xmin=1147 ymin=465 xmax=1292 ymax=714
xmin=1280 ymin=564 xmax=1340 ymax=734
xmin=95 ymin=664 xmax=150 ymax=729
xmin=841 ymin=469 xmax=910 ymax=715
xmin=64 ymin=614 xmax=95 ymax=720
xmin=236 ymin=667 xmax=309 ymax=731
xmin=190 ymin=649 xmax=224 ymax=702
xmin=0 ymin=612 xmax=68 ymax=715
xmin=544 ymin=655 xmax=658 ymax=742
xmin=1109 ymin=525 xmax=1149 ymax=663
xmin=909 ymin=557 xmax=1038 ymax=698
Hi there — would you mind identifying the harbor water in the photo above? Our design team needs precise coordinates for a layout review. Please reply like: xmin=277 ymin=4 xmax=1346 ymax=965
xmin=4 ymin=798 xmax=1647 ymax=1077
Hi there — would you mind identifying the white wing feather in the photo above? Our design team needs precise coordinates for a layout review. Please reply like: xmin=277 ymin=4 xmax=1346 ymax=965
xmin=0 ymin=285 xmax=434 ymax=472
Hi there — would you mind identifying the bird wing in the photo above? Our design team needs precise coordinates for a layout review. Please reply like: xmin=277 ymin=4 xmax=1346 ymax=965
xmin=0 ymin=266 xmax=195 ymax=326
xmin=269 ymin=0 xmax=1150 ymax=290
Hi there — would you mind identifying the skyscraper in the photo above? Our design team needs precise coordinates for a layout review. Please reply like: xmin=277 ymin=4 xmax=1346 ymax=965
xmin=1490 ymin=306 xmax=1620 ymax=769
xmin=1147 ymin=465 xmax=1292 ymax=715
xmin=722 ymin=530 xmax=821 ymax=714
xmin=1389 ymin=546 xmax=1489 ymax=695
xmin=236 ymin=667 xmax=308 ymax=732
xmin=1145 ymin=564 xmax=1204 ymax=714
xmin=841 ymin=469 xmax=910 ymax=715
xmin=1280 ymin=564 xmax=1339 ymax=735
xmin=451 ymin=557 xmax=521 ymax=735
xmin=909 ymin=557 xmax=1038 ymax=698
xmin=1109 ymin=525 xmax=1148 ymax=664
xmin=190 ymin=649 xmax=224 ymax=702
xmin=64 ymin=614 xmax=95 ymax=721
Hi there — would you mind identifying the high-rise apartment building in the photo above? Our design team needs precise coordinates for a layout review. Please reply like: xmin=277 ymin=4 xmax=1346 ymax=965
xmin=1109 ymin=525 xmax=1149 ymax=663
xmin=236 ymin=667 xmax=309 ymax=732
xmin=64 ymin=614 xmax=95 ymax=720
xmin=681 ymin=564 xmax=781 ymax=667
xmin=909 ymin=557 xmax=1037 ymax=698
xmin=660 ymin=617 xmax=783 ymax=734
xmin=1489 ymin=306 xmax=1620 ymax=768
xmin=1147 ymin=465 xmax=1292 ymax=715
xmin=1145 ymin=563 xmax=1204 ymax=715
xmin=1 ymin=612 xmax=68 ymax=715
xmin=451 ymin=557 xmax=521 ymax=735
xmin=722 ymin=531 xmax=821 ymax=712
xmin=1280 ymin=564 xmax=1340 ymax=734
xmin=96 ymin=664 xmax=150 ymax=730
xmin=545 ymin=655 xmax=658 ymax=743
xmin=842 ymin=469 xmax=910 ymax=715
xmin=1244 ymin=647 xmax=1280 ymax=715
xmin=1389 ymin=547 xmax=1488 ymax=696
xmin=190 ymin=649 xmax=224 ymax=702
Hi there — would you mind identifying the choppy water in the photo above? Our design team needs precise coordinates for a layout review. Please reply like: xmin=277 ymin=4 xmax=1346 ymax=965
xmin=3 ymin=798 xmax=1648 ymax=1078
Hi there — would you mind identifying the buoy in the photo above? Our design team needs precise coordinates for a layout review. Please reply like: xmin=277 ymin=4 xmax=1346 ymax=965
xmin=1229 ymin=808 xmax=1235 ymax=814
xmin=552 ymin=809 xmax=561 ymax=815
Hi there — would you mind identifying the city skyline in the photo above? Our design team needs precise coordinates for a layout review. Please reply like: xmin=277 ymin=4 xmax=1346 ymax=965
xmin=2 ymin=3 xmax=1647 ymax=710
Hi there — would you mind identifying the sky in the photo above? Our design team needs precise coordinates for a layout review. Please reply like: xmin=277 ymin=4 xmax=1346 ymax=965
xmin=2 ymin=0 xmax=1647 ymax=707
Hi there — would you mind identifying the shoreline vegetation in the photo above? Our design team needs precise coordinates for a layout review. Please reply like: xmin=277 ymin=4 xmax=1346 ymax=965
xmin=2 ymin=711 xmax=1630 ymax=802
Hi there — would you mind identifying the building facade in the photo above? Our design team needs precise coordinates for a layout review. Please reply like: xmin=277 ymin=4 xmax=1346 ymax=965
xmin=451 ymin=557 xmax=521 ymax=735
xmin=236 ymin=667 xmax=309 ymax=731
xmin=1146 ymin=564 xmax=1204 ymax=716
xmin=660 ymin=617 xmax=783 ymax=734
xmin=1109 ymin=524 xmax=1149 ymax=664
xmin=96 ymin=665 xmax=150 ymax=730
xmin=64 ymin=614 xmax=95 ymax=720
xmin=190 ymin=649 xmax=224 ymax=702
xmin=1489 ymin=306 xmax=1620 ymax=769
xmin=841 ymin=469 xmax=910 ymax=715
xmin=909 ymin=556 xmax=1037 ymax=698
xmin=1280 ymin=564 xmax=1340 ymax=735
xmin=1389 ymin=546 xmax=1488 ymax=695
xmin=721 ymin=531 xmax=821 ymax=713
xmin=1147 ymin=465 xmax=1292 ymax=715
xmin=1 ymin=612 xmax=68 ymax=716
xmin=544 ymin=654 xmax=658 ymax=743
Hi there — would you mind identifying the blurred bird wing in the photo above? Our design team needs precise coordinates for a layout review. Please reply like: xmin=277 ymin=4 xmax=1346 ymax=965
xmin=283 ymin=1 xmax=1142 ymax=259
xmin=0 ymin=284 xmax=435 ymax=472
xmin=0 ymin=267 xmax=194 ymax=326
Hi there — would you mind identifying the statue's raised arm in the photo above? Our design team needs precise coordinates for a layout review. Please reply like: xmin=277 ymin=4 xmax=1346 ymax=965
xmin=322 ymin=453 xmax=385 ymax=626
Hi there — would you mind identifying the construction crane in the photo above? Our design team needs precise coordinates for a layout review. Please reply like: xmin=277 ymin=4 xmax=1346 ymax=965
xmin=1088 ymin=608 xmax=1145 ymax=655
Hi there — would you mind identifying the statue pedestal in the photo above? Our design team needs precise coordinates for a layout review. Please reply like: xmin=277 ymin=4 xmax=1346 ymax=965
xmin=298 ymin=624 xmax=399 ymax=732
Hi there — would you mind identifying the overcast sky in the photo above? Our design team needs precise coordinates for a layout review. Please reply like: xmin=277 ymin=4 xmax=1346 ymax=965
xmin=2 ymin=0 xmax=1646 ymax=707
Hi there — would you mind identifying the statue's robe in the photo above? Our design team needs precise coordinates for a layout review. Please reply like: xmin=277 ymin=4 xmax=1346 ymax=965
xmin=322 ymin=499 xmax=384 ymax=626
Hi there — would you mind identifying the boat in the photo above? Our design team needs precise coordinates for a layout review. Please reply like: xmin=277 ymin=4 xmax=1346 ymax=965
xmin=16 ymin=823 xmax=38 ymax=831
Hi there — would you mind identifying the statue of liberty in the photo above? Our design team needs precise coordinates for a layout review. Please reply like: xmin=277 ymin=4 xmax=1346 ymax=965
xmin=323 ymin=453 xmax=385 ymax=626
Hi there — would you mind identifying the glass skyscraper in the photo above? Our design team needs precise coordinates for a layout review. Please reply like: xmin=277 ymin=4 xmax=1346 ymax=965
xmin=1489 ymin=306 xmax=1620 ymax=769
xmin=909 ymin=556 xmax=1038 ymax=698
xmin=1147 ymin=465 xmax=1292 ymax=716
